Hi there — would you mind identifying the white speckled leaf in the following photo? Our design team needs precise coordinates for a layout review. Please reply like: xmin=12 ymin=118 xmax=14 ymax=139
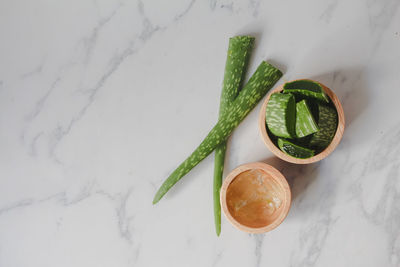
xmin=310 ymin=104 xmax=338 ymax=149
xmin=283 ymin=79 xmax=329 ymax=103
xmin=295 ymin=100 xmax=319 ymax=138
xmin=265 ymin=93 xmax=295 ymax=138
xmin=278 ymin=138 xmax=315 ymax=159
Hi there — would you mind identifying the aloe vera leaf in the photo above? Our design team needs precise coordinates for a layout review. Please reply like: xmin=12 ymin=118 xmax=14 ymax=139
xmin=153 ymin=61 xmax=283 ymax=204
xmin=277 ymin=138 xmax=315 ymax=159
xmin=213 ymin=36 xmax=254 ymax=236
xmin=295 ymin=99 xmax=319 ymax=138
xmin=283 ymin=79 xmax=329 ymax=103
xmin=265 ymin=93 xmax=296 ymax=138
xmin=310 ymin=104 xmax=338 ymax=149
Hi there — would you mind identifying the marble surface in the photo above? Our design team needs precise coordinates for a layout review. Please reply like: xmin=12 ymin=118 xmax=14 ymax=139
xmin=1 ymin=0 xmax=400 ymax=266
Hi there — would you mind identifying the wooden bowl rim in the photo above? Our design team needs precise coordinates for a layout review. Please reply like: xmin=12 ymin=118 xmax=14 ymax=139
xmin=220 ymin=162 xmax=291 ymax=234
xmin=258 ymin=79 xmax=345 ymax=164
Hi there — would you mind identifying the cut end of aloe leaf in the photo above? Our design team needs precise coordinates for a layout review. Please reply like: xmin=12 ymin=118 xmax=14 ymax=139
xmin=265 ymin=93 xmax=296 ymax=138
xmin=283 ymin=79 xmax=329 ymax=103
xmin=277 ymin=138 xmax=315 ymax=159
xmin=295 ymin=100 xmax=319 ymax=138
xmin=230 ymin=35 xmax=255 ymax=43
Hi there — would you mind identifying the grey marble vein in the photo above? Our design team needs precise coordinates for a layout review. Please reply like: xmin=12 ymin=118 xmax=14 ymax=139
xmin=288 ymin=166 xmax=339 ymax=267
xmin=81 ymin=4 xmax=122 ymax=66
xmin=249 ymin=0 xmax=261 ymax=17
xmin=24 ymin=77 xmax=61 ymax=123
xmin=211 ymin=251 xmax=222 ymax=267
xmin=318 ymin=0 xmax=339 ymax=23
xmin=20 ymin=63 xmax=43 ymax=80
xmin=254 ymin=234 xmax=264 ymax=267
xmin=210 ymin=0 xmax=217 ymax=10
xmin=220 ymin=3 xmax=234 ymax=12
xmin=173 ymin=0 xmax=196 ymax=22
xmin=40 ymin=0 xmax=193 ymax=161
xmin=366 ymin=0 xmax=400 ymax=56
xmin=0 ymin=198 xmax=35 ymax=217
xmin=96 ymin=189 xmax=134 ymax=243
xmin=353 ymin=122 xmax=400 ymax=266
xmin=28 ymin=131 xmax=43 ymax=157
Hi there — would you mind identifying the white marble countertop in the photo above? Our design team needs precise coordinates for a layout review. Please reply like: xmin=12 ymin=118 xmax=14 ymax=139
xmin=1 ymin=0 xmax=400 ymax=266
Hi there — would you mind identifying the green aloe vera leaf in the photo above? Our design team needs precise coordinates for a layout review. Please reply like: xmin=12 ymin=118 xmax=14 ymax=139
xmin=283 ymin=79 xmax=329 ymax=103
xmin=310 ymin=104 xmax=338 ymax=149
xmin=265 ymin=93 xmax=296 ymax=138
xmin=295 ymin=99 xmax=319 ymax=138
xmin=213 ymin=36 xmax=254 ymax=236
xmin=277 ymin=138 xmax=315 ymax=159
xmin=153 ymin=61 xmax=282 ymax=204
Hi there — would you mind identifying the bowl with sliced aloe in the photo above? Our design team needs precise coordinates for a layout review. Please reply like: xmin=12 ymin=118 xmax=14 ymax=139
xmin=259 ymin=79 xmax=345 ymax=164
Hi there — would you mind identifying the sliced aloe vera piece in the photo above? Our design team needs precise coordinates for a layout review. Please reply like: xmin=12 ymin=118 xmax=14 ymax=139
xmin=295 ymin=100 xmax=319 ymax=138
xmin=265 ymin=93 xmax=295 ymax=138
xmin=310 ymin=104 xmax=338 ymax=149
xmin=283 ymin=80 xmax=329 ymax=103
xmin=278 ymin=138 xmax=315 ymax=159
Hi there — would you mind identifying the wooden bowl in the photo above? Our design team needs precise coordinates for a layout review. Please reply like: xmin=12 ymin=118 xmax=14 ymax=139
xmin=220 ymin=162 xmax=291 ymax=234
xmin=259 ymin=79 xmax=345 ymax=164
